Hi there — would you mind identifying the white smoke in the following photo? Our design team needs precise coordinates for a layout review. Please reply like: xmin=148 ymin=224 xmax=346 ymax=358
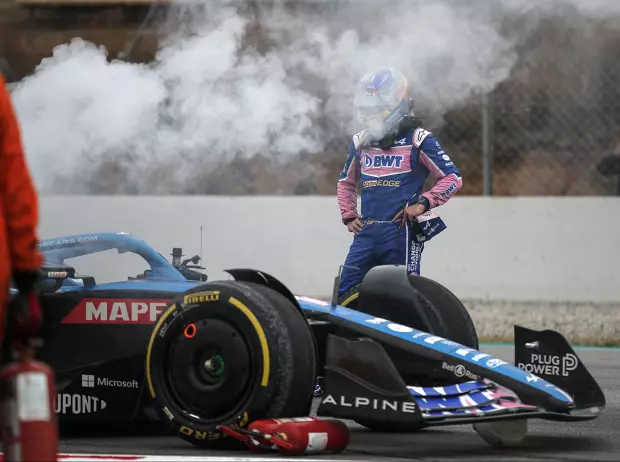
xmin=9 ymin=0 xmax=620 ymax=193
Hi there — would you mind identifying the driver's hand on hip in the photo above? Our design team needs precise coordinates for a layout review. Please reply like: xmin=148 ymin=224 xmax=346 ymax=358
xmin=346 ymin=217 xmax=364 ymax=235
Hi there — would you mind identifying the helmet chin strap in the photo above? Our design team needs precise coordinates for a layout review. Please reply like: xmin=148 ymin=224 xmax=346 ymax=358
xmin=376 ymin=113 xmax=423 ymax=150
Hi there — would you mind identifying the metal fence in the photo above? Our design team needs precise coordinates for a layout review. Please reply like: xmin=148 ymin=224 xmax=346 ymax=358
xmin=430 ymin=32 xmax=620 ymax=197
xmin=171 ymin=0 xmax=620 ymax=197
xmin=321 ymin=5 xmax=620 ymax=197
xmin=7 ymin=0 xmax=620 ymax=196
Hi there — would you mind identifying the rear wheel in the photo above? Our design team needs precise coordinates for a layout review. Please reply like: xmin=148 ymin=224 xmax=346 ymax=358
xmin=145 ymin=281 xmax=316 ymax=448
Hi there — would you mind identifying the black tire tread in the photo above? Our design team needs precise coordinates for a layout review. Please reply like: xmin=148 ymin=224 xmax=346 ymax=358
xmin=407 ymin=276 xmax=479 ymax=349
xmin=147 ymin=281 xmax=316 ymax=449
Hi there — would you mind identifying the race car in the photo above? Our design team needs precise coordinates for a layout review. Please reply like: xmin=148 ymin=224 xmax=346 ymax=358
xmin=26 ymin=232 xmax=605 ymax=449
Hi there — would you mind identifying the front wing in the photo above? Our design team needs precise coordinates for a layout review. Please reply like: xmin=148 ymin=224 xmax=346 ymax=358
xmin=316 ymin=333 xmax=604 ymax=430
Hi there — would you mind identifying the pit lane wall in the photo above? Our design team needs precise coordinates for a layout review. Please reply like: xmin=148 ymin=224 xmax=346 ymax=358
xmin=38 ymin=196 xmax=620 ymax=346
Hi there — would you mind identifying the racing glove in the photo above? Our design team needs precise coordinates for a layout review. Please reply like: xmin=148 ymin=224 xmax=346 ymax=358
xmin=9 ymin=271 xmax=43 ymax=343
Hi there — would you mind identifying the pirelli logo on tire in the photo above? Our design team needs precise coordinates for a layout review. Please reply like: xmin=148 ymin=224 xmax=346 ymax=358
xmin=183 ymin=291 xmax=220 ymax=305
xmin=178 ymin=412 xmax=249 ymax=441
xmin=179 ymin=425 xmax=222 ymax=441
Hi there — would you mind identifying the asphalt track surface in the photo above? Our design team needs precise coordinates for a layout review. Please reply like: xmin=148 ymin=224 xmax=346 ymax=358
xmin=60 ymin=345 xmax=619 ymax=462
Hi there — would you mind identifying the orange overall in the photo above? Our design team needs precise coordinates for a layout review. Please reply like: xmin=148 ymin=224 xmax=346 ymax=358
xmin=0 ymin=74 xmax=43 ymax=344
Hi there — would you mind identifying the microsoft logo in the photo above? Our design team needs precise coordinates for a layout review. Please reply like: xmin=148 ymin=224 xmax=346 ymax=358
xmin=80 ymin=374 xmax=139 ymax=389
xmin=81 ymin=374 xmax=95 ymax=388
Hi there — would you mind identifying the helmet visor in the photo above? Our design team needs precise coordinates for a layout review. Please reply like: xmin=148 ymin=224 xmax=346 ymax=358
xmin=354 ymin=91 xmax=400 ymax=121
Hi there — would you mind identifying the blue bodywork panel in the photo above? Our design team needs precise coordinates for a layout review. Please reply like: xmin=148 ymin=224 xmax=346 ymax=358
xmin=34 ymin=232 xmax=574 ymax=411
xmin=293 ymin=296 xmax=574 ymax=407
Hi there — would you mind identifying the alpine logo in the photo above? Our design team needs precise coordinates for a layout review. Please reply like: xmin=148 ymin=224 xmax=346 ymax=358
xmin=61 ymin=299 xmax=172 ymax=324
xmin=363 ymin=153 xmax=404 ymax=169
xmin=321 ymin=394 xmax=416 ymax=413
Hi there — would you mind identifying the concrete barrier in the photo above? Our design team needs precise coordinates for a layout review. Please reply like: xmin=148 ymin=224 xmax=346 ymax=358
xmin=38 ymin=195 xmax=620 ymax=345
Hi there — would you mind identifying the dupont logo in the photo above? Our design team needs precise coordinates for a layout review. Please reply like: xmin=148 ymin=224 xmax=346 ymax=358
xmin=61 ymin=299 xmax=172 ymax=324
xmin=55 ymin=394 xmax=107 ymax=415
xmin=81 ymin=374 xmax=139 ymax=389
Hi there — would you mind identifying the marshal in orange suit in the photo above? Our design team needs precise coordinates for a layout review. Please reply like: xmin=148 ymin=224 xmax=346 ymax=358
xmin=0 ymin=74 xmax=43 ymax=344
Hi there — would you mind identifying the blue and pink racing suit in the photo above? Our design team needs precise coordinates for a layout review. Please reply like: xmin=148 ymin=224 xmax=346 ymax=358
xmin=336 ymin=126 xmax=462 ymax=299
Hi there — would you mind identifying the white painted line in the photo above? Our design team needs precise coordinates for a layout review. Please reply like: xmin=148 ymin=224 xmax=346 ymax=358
xmin=8 ymin=454 xmax=362 ymax=462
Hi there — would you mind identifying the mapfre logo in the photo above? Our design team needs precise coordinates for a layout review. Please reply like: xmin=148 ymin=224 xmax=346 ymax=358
xmin=61 ymin=299 xmax=172 ymax=324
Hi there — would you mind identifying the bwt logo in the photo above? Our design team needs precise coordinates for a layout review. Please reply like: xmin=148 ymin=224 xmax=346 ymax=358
xmin=363 ymin=154 xmax=404 ymax=169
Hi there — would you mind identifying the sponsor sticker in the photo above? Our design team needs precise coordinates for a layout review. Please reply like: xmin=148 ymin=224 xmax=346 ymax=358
xmin=366 ymin=317 xmax=388 ymax=325
xmin=55 ymin=394 xmax=107 ymax=415
xmin=321 ymin=394 xmax=416 ymax=414
xmin=46 ymin=271 xmax=68 ymax=278
xmin=486 ymin=358 xmax=508 ymax=369
xmin=455 ymin=348 xmax=477 ymax=357
xmin=37 ymin=236 xmax=99 ymax=248
xmin=61 ymin=299 xmax=172 ymax=324
xmin=517 ymin=353 xmax=578 ymax=377
xmin=441 ymin=362 xmax=480 ymax=381
xmin=439 ymin=182 xmax=457 ymax=198
xmin=387 ymin=323 xmax=414 ymax=333
xmin=81 ymin=374 xmax=139 ymax=389
xmin=363 ymin=179 xmax=402 ymax=188
xmin=362 ymin=153 xmax=404 ymax=169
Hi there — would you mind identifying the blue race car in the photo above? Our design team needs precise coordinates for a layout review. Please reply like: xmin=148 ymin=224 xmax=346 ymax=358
xmin=29 ymin=232 xmax=605 ymax=448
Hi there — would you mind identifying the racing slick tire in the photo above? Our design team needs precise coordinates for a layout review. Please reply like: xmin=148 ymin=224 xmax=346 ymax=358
xmin=337 ymin=276 xmax=478 ymax=433
xmin=407 ymin=275 xmax=479 ymax=349
xmin=145 ymin=281 xmax=317 ymax=448
xmin=337 ymin=275 xmax=478 ymax=349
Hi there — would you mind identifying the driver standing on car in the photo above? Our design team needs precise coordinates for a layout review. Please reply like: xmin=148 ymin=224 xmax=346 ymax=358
xmin=336 ymin=67 xmax=463 ymax=301
xmin=0 ymin=73 xmax=44 ymax=348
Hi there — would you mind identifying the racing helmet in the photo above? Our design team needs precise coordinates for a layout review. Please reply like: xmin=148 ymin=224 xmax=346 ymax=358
xmin=354 ymin=67 xmax=414 ymax=140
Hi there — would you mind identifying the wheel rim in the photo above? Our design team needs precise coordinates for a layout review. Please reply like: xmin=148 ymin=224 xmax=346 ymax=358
xmin=164 ymin=317 xmax=256 ymax=422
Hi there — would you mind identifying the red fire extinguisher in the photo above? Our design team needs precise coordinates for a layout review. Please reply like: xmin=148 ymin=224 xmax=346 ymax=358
xmin=246 ymin=417 xmax=317 ymax=451
xmin=0 ymin=346 xmax=58 ymax=462
xmin=271 ymin=418 xmax=350 ymax=455
xmin=244 ymin=417 xmax=350 ymax=455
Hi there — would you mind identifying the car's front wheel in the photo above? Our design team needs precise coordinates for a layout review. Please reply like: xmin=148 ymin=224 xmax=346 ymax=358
xmin=145 ymin=281 xmax=317 ymax=448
